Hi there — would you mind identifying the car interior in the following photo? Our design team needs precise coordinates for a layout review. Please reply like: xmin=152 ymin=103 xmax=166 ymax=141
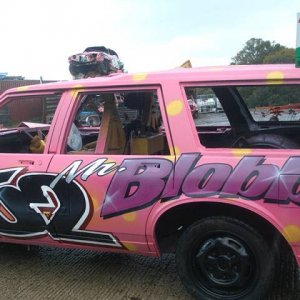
xmin=67 ymin=91 xmax=170 ymax=155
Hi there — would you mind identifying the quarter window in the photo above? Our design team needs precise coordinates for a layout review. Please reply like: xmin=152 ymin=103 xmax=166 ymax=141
xmin=185 ymin=85 xmax=300 ymax=150
xmin=0 ymin=94 xmax=61 ymax=153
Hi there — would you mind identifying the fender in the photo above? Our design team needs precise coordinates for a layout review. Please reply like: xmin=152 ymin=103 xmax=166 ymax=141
xmin=145 ymin=196 xmax=292 ymax=256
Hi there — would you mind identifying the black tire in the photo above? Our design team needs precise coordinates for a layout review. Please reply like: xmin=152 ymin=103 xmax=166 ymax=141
xmin=69 ymin=63 xmax=80 ymax=76
xmin=176 ymin=217 xmax=276 ymax=300
xmin=246 ymin=134 xmax=298 ymax=149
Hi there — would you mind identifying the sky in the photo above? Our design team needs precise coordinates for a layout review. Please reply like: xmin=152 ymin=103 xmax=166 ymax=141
xmin=0 ymin=0 xmax=299 ymax=80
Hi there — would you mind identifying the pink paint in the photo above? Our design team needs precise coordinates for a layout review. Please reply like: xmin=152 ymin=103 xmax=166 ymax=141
xmin=0 ymin=64 xmax=299 ymax=298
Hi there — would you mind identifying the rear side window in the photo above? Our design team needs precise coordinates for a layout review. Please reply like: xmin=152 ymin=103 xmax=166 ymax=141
xmin=184 ymin=85 xmax=300 ymax=150
xmin=237 ymin=85 xmax=300 ymax=122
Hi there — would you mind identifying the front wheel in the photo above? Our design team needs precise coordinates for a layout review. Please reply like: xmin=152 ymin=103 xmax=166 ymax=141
xmin=176 ymin=217 xmax=276 ymax=300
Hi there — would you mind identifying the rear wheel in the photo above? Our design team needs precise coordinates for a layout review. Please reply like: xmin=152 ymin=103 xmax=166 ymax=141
xmin=176 ymin=217 xmax=276 ymax=300
xmin=246 ymin=134 xmax=298 ymax=149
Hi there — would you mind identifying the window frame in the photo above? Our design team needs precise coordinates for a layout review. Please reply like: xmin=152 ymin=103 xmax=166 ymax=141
xmin=0 ymin=91 xmax=63 ymax=154
xmin=181 ymin=81 xmax=300 ymax=151
xmin=60 ymin=86 xmax=173 ymax=156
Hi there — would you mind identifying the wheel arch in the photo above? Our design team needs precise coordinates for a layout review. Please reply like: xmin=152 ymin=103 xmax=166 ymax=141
xmin=150 ymin=201 xmax=293 ymax=256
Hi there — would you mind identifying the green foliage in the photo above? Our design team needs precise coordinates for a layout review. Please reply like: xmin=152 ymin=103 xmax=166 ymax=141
xmin=231 ymin=38 xmax=286 ymax=65
xmin=263 ymin=48 xmax=295 ymax=64
xmin=237 ymin=86 xmax=300 ymax=109
xmin=231 ymin=39 xmax=299 ymax=110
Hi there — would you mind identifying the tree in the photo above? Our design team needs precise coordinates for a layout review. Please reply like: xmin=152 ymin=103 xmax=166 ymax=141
xmin=231 ymin=38 xmax=285 ymax=65
xmin=231 ymin=39 xmax=298 ymax=109
xmin=263 ymin=48 xmax=295 ymax=64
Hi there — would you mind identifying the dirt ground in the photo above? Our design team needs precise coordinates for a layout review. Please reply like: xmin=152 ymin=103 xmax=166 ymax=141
xmin=0 ymin=243 xmax=298 ymax=300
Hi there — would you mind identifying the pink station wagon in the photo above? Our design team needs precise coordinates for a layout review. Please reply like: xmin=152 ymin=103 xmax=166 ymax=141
xmin=0 ymin=64 xmax=300 ymax=299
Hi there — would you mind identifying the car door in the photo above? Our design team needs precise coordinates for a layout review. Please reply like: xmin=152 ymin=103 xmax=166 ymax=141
xmin=47 ymin=86 xmax=175 ymax=252
xmin=181 ymin=82 xmax=300 ymax=216
xmin=0 ymin=91 xmax=65 ymax=239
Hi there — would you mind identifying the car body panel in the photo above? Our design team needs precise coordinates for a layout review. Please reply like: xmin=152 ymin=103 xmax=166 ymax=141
xmin=0 ymin=64 xmax=299 ymax=265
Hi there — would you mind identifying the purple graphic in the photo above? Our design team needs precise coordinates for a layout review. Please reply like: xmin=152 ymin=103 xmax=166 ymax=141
xmin=101 ymin=154 xmax=300 ymax=218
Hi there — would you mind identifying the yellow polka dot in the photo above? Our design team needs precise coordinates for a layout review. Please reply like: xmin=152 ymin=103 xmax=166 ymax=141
xmin=167 ymin=100 xmax=184 ymax=116
xmin=106 ymin=159 xmax=117 ymax=165
xmin=16 ymin=86 xmax=29 ymax=91
xmin=283 ymin=225 xmax=300 ymax=243
xmin=122 ymin=212 xmax=137 ymax=222
xmin=223 ymin=197 xmax=237 ymax=201
xmin=70 ymin=88 xmax=84 ymax=99
xmin=232 ymin=149 xmax=252 ymax=157
xmin=70 ymin=90 xmax=77 ymax=98
xmin=132 ymin=73 xmax=148 ymax=81
xmin=91 ymin=196 xmax=100 ymax=210
xmin=123 ymin=243 xmax=138 ymax=251
xmin=266 ymin=71 xmax=284 ymax=84
xmin=72 ymin=84 xmax=84 ymax=89
xmin=170 ymin=146 xmax=181 ymax=156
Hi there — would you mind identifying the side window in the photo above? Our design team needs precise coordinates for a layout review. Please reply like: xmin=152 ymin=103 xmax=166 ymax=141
xmin=0 ymin=94 xmax=61 ymax=154
xmin=185 ymin=87 xmax=230 ymax=148
xmin=185 ymin=85 xmax=300 ymax=150
xmin=237 ymin=85 xmax=300 ymax=122
xmin=65 ymin=90 xmax=170 ymax=155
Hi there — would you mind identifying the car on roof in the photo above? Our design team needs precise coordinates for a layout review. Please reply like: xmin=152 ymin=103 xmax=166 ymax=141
xmin=0 ymin=64 xmax=299 ymax=299
xmin=68 ymin=46 xmax=124 ymax=78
